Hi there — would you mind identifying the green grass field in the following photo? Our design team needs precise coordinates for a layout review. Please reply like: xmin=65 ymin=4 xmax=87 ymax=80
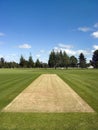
xmin=0 ymin=68 xmax=98 ymax=130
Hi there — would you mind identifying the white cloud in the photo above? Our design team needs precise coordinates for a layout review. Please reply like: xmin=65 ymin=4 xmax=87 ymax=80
xmin=0 ymin=53 xmax=20 ymax=63
xmin=0 ymin=54 xmax=3 ymax=57
xmin=91 ymin=31 xmax=98 ymax=38
xmin=18 ymin=43 xmax=31 ymax=49
xmin=78 ymin=27 xmax=91 ymax=32
xmin=65 ymin=49 xmax=90 ymax=56
xmin=5 ymin=54 xmax=18 ymax=61
xmin=64 ymin=49 xmax=76 ymax=55
xmin=76 ymin=50 xmax=90 ymax=55
xmin=36 ymin=54 xmax=41 ymax=58
xmin=54 ymin=47 xmax=58 ymax=50
xmin=91 ymin=50 xmax=95 ymax=53
xmin=94 ymin=23 xmax=98 ymax=28
xmin=58 ymin=43 xmax=73 ymax=49
xmin=93 ymin=45 xmax=98 ymax=50
xmin=53 ymin=44 xmax=91 ymax=57
xmin=0 ymin=32 xmax=5 ymax=36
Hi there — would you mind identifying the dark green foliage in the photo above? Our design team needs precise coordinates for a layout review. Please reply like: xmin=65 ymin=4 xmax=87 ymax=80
xmin=63 ymin=51 xmax=70 ymax=68
xmin=48 ymin=50 xmax=70 ymax=68
xmin=35 ymin=59 xmax=41 ymax=68
xmin=70 ymin=56 xmax=78 ymax=68
xmin=28 ymin=54 xmax=34 ymax=68
xmin=0 ymin=57 xmax=5 ymax=68
xmin=0 ymin=57 xmax=5 ymax=64
xmin=0 ymin=50 xmax=96 ymax=69
xmin=92 ymin=50 xmax=98 ymax=68
xmin=59 ymin=50 xmax=63 ymax=67
xmin=19 ymin=55 xmax=27 ymax=68
xmin=0 ymin=54 xmax=47 ymax=68
xmin=48 ymin=50 xmax=56 ymax=68
xmin=0 ymin=58 xmax=19 ymax=68
xmin=79 ymin=53 xmax=86 ymax=68
xmin=5 ymin=62 xmax=19 ymax=68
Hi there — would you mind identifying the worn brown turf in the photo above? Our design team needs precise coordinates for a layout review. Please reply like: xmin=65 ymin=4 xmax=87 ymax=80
xmin=2 ymin=74 xmax=94 ymax=112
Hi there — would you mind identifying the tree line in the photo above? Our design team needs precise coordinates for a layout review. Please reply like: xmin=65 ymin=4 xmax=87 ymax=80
xmin=0 ymin=49 xmax=98 ymax=68
xmin=48 ymin=50 xmax=86 ymax=69
xmin=0 ymin=54 xmax=48 ymax=68
xmin=19 ymin=54 xmax=48 ymax=68
xmin=48 ymin=49 xmax=98 ymax=68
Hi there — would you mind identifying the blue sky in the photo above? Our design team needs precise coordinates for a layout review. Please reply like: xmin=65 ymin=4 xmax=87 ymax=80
xmin=0 ymin=0 xmax=98 ymax=63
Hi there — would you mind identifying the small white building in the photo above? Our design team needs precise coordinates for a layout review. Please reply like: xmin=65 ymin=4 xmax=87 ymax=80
xmin=87 ymin=65 xmax=94 ymax=69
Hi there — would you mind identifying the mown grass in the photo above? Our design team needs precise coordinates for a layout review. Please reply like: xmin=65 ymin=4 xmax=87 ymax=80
xmin=0 ymin=113 xmax=98 ymax=130
xmin=0 ymin=68 xmax=98 ymax=130
xmin=0 ymin=69 xmax=40 ymax=110
xmin=57 ymin=69 xmax=98 ymax=113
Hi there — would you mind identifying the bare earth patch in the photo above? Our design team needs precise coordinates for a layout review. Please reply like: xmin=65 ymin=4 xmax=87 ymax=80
xmin=2 ymin=74 xmax=94 ymax=112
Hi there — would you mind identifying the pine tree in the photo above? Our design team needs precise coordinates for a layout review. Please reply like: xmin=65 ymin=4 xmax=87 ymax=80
xmin=48 ymin=50 xmax=70 ymax=68
xmin=59 ymin=50 xmax=63 ymax=67
xmin=70 ymin=56 xmax=78 ymax=68
xmin=63 ymin=51 xmax=70 ymax=69
xmin=79 ymin=53 xmax=86 ymax=68
xmin=35 ymin=59 xmax=41 ymax=68
xmin=28 ymin=53 xmax=34 ymax=68
xmin=0 ymin=57 xmax=5 ymax=68
xmin=48 ymin=50 xmax=56 ymax=68
xmin=92 ymin=50 xmax=98 ymax=68
xmin=19 ymin=55 xmax=26 ymax=68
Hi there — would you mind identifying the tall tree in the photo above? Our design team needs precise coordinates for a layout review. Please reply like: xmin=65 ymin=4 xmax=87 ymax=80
xmin=19 ymin=55 xmax=26 ymax=68
xmin=70 ymin=56 xmax=78 ymax=68
xmin=48 ymin=50 xmax=56 ymax=68
xmin=0 ymin=57 xmax=5 ymax=68
xmin=48 ymin=50 xmax=70 ymax=68
xmin=92 ymin=50 xmax=98 ymax=68
xmin=55 ymin=51 xmax=59 ymax=67
xmin=59 ymin=50 xmax=63 ymax=67
xmin=28 ymin=54 xmax=34 ymax=68
xmin=63 ymin=51 xmax=70 ymax=69
xmin=79 ymin=53 xmax=86 ymax=68
xmin=35 ymin=59 xmax=41 ymax=68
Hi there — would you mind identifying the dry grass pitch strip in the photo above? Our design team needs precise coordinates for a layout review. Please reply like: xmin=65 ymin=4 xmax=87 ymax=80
xmin=2 ymin=74 xmax=94 ymax=112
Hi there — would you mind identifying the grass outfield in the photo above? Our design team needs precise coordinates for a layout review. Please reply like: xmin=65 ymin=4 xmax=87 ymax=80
xmin=0 ymin=68 xmax=98 ymax=130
